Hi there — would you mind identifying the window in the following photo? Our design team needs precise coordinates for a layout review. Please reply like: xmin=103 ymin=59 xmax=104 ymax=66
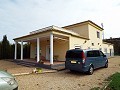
xmin=87 ymin=51 xmax=100 ymax=57
xmin=87 ymin=51 xmax=94 ymax=57
xmin=97 ymin=31 xmax=100 ymax=38
xmin=74 ymin=44 xmax=81 ymax=49
xmin=66 ymin=50 xmax=83 ymax=58
xmin=99 ymin=48 xmax=102 ymax=51
xmin=94 ymin=51 xmax=100 ymax=57
xmin=92 ymin=43 xmax=94 ymax=46
xmin=104 ymin=48 xmax=107 ymax=53
xmin=100 ymin=51 xmax=104 ymax=56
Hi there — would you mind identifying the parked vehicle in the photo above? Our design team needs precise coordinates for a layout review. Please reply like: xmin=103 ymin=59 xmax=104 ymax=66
xmin=65 ymin=49 xmax=108 ymax=75
xmin=0 ymin=70 xmax=18 ymax=90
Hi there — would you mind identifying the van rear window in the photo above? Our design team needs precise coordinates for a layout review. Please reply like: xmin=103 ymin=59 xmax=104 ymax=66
xmin=66 ymin=50 xmax=83 ymax=58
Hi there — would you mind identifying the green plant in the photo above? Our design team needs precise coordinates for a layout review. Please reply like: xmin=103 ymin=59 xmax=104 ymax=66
xmin=106 ymin=72 xmax=120 ymax=90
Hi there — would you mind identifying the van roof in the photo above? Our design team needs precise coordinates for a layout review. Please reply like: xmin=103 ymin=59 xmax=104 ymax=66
xmin=67 ymin=49 xmax=99 ymax=52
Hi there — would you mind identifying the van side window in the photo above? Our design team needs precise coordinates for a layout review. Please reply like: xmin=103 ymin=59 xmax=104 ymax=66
xmin=87 ymin=51 xmax=100 ymax=57
xmin=94 ymin=51 xmax=100 ymax=57
xmin=100 ymin=51 xmax=104 ymax=56
xmin=87 ymin=51 xmax=94 ymax=57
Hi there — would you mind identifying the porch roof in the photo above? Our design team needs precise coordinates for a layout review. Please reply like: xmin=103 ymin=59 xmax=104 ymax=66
xmin=13 ymin=25 xmax=89 ymax=41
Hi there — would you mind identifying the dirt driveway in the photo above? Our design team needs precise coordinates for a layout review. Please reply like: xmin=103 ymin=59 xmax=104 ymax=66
xmin=13 ymin=56 xmax=120 ymax=90
xmin=0 ymin=57 xmax=120 ymax=90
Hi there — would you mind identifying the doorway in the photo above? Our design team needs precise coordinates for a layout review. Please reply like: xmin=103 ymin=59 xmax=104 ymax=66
xmin=110 ymin=49 xmax=112 ymax=56
xmin=46 ymin=45 xmax=50 ymax=60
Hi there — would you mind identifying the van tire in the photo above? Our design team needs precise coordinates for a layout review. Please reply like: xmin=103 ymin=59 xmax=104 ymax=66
xmin=104 ymin=62 xmax=108 ymax=68
xmin=88 ymin=66 xmax=94 ymax=75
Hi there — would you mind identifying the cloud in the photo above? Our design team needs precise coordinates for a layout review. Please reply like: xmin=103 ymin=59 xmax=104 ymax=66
xmin=117 ymin=3 xmax=120 ymax=6
xmin=0 ymin=0 xmax=120 ymax=43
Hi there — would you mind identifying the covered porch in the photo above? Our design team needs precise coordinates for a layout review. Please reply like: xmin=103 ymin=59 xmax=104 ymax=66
xmin=13 ymin=26 xmax=74 ymax=66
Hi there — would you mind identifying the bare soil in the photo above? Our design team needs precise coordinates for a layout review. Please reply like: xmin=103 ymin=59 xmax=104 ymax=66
xmin=0 ymin=60 xmax=34 ymax=74
xmin=0 ymin=57 xmax=120 ymax=90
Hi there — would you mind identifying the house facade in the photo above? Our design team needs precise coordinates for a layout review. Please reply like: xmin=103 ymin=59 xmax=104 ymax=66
xmin=13 ymin=20 xmax=114 ymax=64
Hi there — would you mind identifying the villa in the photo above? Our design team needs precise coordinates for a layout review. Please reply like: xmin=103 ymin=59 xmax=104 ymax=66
xmin=13 ymin=20 xmax=114 ymax=65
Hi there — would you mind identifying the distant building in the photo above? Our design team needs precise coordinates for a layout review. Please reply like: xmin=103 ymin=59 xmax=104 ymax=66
xmin=104 ymin=38 xmax=120 ymax=55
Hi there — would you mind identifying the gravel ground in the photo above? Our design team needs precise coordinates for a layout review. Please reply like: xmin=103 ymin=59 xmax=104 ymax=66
xmin=0 ymin=60 xmax=34 ymax=74
xmin=0 ymin=57 xmax=120 ymax=90
xmin=16 ymin=56 xmax=120 ymax=90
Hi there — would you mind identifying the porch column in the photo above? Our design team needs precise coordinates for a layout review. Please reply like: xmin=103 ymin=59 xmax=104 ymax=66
xmin=50 ymin=33 xmax=53 ymax=64
xmin=37 ymin=38 xmax=40 ymax=62
xmin=14 ymin=41 xmax=17 ymax=59
xmin=21 ymin=41 xmax=23 ymax=60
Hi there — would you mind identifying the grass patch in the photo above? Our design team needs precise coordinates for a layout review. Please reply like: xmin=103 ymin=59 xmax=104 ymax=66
xmin=90 ymin=72 xmax=120 ymax=90
xmin=106 ymin=72 xmax=120 ymax=90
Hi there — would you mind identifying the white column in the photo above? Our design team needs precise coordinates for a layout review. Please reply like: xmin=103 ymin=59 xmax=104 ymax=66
xmin=50 ymin=33 xmax=53 ymax=64
xmin=37 ymin=38 xmax=40 ymax=62
xmin=14 ymin=41 xmax=17 ymax=59
xmin=21 ymin=41 xmax=23 ymax=60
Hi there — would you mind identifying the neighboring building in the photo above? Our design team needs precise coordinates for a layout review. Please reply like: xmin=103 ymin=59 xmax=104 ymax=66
xmin=13 ymin=20 xmax=114 ymax=64
xmin=104 ymin=38 xmax=120 ymax=55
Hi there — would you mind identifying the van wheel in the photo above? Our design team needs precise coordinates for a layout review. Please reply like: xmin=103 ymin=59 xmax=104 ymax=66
xmin=88 ymin=66 xmax=94 ymax=75
xmin=104 ymin=62 xmax=108 ymax=68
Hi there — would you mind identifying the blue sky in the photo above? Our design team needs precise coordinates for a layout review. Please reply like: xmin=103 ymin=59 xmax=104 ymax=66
xmin=0 ymin=0 xmax=120 ymax=43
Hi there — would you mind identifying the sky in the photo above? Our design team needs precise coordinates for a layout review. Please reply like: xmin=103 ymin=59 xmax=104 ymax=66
xmin=0 ymin=0 xmax=120 ymax=43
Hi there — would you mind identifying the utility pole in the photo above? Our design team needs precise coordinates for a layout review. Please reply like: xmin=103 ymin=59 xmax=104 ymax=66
xmin=101 ymin=23 xmax=104 ymax=39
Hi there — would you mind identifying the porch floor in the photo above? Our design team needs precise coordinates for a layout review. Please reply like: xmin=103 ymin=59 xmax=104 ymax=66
xmin=20 ymin=59 xmax=65 ymax=65
xmin=14 ymin=59 xmax=65 ymax=70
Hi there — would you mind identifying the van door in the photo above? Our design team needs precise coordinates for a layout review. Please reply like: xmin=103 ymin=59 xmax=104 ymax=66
xmin=94 ymin=50 xmax=104 ymax=68
xmin=87 ymin=51 xmax=100 ymax=68
xmin=99 ymin=51 xmax=106 ymax=67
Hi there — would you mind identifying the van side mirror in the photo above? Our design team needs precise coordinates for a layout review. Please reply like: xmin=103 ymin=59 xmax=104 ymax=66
xmin=103 ymin=55 xmax=106 ymax=57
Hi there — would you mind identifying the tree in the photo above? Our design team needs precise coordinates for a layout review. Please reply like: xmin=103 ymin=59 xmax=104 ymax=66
xmin=1 ymin=35 xmax=11 ymax=59
xmin=23 ymin=43 xmax=30 ymax=59
xmin=0 ymin=35 xmax=30 ymax=60
xmin=10 ymin=44 xmax=15 ymax=59
xmin=0 ymin=42 xmax=2 ymax=59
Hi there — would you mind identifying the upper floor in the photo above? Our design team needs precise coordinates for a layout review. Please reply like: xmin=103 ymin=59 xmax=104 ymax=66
xmin=63 ymin=20 xmax=104 ymax=46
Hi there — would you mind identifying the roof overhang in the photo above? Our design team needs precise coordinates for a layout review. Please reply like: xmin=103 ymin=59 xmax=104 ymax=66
xmin=13 ymin=25 xmax=89 ymax=42
xmin=103 ymin=41 xmax=113 ymax=45
xmin=63 ymin=20 xmax=104 ymax=31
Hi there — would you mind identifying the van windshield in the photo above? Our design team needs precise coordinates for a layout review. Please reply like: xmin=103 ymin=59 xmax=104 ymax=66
xmin=66 ymin=50 xmax=83 ymax=59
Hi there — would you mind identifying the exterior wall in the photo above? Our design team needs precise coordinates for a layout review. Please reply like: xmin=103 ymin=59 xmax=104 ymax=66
xmin=30 ymin=42 xmax=36 ymax=59
xmin=54 ymin=40 xmax=69 ymax=61
xmin=30 ymin=40 xmax=48 ymax=59
xmin=64 ymin=24 xmax=89 ymax=38
xmin=88 ymin=24 xmax=103 ymax=49
xmin=30 ymin=37 xmax=69 ymax=61
xmin=40 ymin=40 xmax=48 ymax=59
xmin=101 ymin=43 xmax=114 ymax=57
xmin=69 ymin=35 xmax=90 ymax=49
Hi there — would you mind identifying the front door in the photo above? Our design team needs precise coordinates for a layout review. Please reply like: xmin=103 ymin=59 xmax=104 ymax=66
xmin=46 ymin=45 xmax=50 ymax=60
xmin=110 ymin=49 xmax=112 ymax=56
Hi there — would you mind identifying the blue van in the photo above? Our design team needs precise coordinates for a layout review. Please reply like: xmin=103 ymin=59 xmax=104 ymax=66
xmin=65 ymin=49 xmax=108 ymax=75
